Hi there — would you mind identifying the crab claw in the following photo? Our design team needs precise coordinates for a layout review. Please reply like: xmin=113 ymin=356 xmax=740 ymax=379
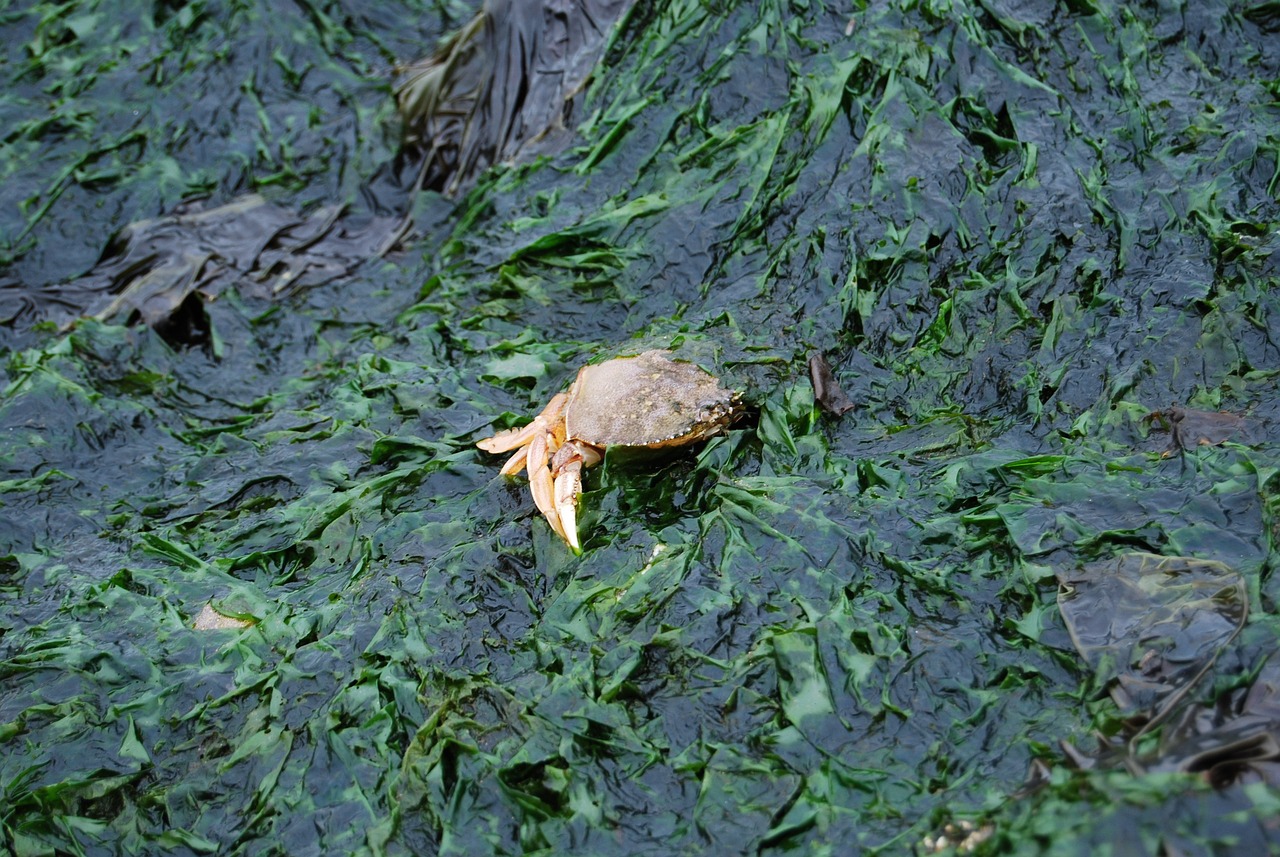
xmin=549 ymin=443 xmax=601 ymax=554
xmin=525 ymin=430 xmax=567 ymax=543
xmin=552 ymin=457 xmax=583 ymax=553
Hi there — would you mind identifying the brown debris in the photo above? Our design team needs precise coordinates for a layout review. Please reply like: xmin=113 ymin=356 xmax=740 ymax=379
xmin=1146 ymin=405 xmax=1250 ymax=457
xmin=396 ymin=0 xmax=637 ymax=195
xmin=807 ymin=353 xmax=855 ymax=415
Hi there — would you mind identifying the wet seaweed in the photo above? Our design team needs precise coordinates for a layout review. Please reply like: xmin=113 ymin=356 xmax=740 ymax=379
xmin=2 ymin=0 xmax=1280 ymax=854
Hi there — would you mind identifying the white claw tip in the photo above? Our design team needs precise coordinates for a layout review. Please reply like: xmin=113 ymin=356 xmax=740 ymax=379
xmin=560 ymin=504 xmax=580 ymax=553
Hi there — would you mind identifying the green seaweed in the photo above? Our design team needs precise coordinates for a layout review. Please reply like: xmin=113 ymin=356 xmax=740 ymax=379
xmin=3 ymin=0 xmax=1280 ymax=854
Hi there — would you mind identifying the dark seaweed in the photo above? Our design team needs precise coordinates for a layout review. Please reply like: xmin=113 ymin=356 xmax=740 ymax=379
xmin=2 ymin=0 xmax=1280 ymax=854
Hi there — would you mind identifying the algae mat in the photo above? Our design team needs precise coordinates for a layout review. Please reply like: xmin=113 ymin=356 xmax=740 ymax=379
xmin=2 ymin=1 xmax=1280 ymax=854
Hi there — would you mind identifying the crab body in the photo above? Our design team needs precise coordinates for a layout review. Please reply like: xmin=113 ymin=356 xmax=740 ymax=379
xmin=477 ymin=350 xmax=740 ymax=551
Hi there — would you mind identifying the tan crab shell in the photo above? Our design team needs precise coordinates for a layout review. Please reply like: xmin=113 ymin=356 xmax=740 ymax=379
xmin=563 ymin=350 xmax=739 ymax=448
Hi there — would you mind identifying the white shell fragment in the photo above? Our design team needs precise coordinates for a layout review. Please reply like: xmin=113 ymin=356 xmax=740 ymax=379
xmin=192 ymin=603 xmax=254 ymax=630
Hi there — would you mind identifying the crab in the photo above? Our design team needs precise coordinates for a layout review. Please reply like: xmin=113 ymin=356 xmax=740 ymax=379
xmin=476 ymin=349 xmax=741 ymax=552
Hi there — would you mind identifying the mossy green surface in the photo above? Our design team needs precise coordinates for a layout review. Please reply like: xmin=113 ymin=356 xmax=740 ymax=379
xmin=3 ymin=1 xmax=1279 ymax=854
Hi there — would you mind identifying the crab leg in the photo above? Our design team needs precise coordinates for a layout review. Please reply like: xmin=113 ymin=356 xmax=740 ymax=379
xmin=497 ymin=414 xmax=566 ymax=476
xmin=525 ymin=430 xmax=568 ymax=543
xmin=477 ymin=392 xmax=575 ymax=541
xmin=476 ymin=393 xmax=568 ymax=454
xmin=498 ymin=444 xmax=529 ymax=476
